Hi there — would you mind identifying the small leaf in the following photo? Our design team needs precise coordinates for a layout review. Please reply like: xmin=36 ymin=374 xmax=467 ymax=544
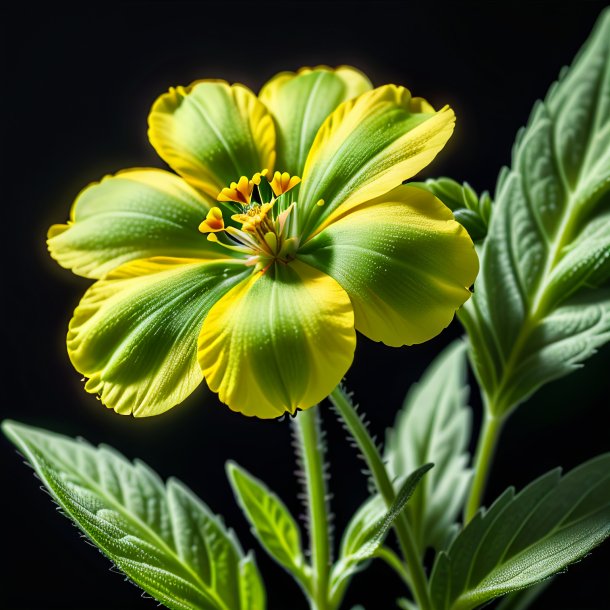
xmin=429 ymin=454 xmax=610 ymax=610
xmin=460 ymin=9 xmax=610 ymax=416
xmin=397 ymin=599 xmax=418 ymax=610
xmin=410 ymin=177 xmax=492 ymax=241
xmin=226 ymin=461 xmax=310 ymax=589
xmin=239 ymin=553 xmax=267 ymax=610
xmin=385 ymin=340 xmax=472 ymax=555
xmin=3 ymin=420 xmax=265 ymax=610
xmin=330 ymin=464 xmax=433 ymax=603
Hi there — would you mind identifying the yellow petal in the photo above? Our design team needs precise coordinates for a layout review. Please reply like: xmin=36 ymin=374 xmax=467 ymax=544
xmin=298 ymin=85 xmax=455 ymax=238
xmin=148 ymin=80 xmax=276 ymax=199
xmin=260 ymin=66 xmax=372 ymax=175
xmin=299 ymin=185 xmax=479 ymax=346
xmin=198 ymin=260 xmax=356 ymax=418
xmin=68 ymin=257 xmax=250 ymax=416
xmin=48 ymin=168 xmax=223 ymax=279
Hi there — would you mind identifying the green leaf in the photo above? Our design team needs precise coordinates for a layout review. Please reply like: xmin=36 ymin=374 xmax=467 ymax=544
xmin=429 ymin=454 xmax=610 ymax=610
xmin=397 ymin=599 xmax=418 ymax=610
xmin=459 ymin=9 xmax=610 ymax=416
xmin=226 ymin=461 xmax=310 ymax=590
xmin=3 ymin=420 xmax=265 ymax=610
xmin=330 ymin=464 xmax=433 ymax=604
xmin=385 ymin=341 xmax=472 ymax=555
xmin=494 ymin=580 xmax=553 ymax=610
xmin=410 ymin=177 xmax=492 ymax=241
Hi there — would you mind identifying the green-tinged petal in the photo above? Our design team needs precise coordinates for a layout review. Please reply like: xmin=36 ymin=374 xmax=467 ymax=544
xmin=68 ymin=257 xmax=251 ymax=416
xmin=259 ymin=65 xmax=372 ymax=175
xmin=198 ymin=260 xmax=356 ymax=418
xmin=297 ymin=85 xmax=455 ymax=238
xmin=48 ymin=169 xmax=226 ymax=279
xmin=299 ymin=185 xmax=478 ymax=346
xmin=148 ymin=80 xmax=276 ymax=198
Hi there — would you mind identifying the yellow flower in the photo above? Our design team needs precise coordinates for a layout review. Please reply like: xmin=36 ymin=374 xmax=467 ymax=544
xmin=48 ymin=66 xmax=478 ymax=418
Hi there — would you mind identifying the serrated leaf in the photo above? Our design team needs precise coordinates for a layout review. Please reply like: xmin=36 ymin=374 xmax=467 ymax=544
xmin=3 ymin=420 xmax=265 ymax=610
xmin=411 ymin=177 xmax=492 ymax=241
xmin=429 ymin=454 xmax=610 ymax=610
xmin=385 ymin=341 xmax=472 ymax=555
xmin=330 ymin=464 xmax=433 ymax=604
xmin=494 ymin=580 xmax=552 ymax=610
xmin=459 ymin=9 xmax=610 ymax=416
xmin=226 ymin=461 xmax=310 ymax=589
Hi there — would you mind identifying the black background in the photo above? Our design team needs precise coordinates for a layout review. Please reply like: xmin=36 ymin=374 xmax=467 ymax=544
xmin=2 ymin=2 xmax=609 ymax=609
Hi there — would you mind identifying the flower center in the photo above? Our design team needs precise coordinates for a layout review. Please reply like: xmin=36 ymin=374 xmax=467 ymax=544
xmin=198 ymin=170 xmax=302 ymax=268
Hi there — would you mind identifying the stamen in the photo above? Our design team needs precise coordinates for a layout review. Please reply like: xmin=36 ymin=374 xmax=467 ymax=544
xmin=206 ymin=232 xmax=253 ymax=254
xmin=252 ymin=169 xmax=269 ymax=185
xmin=206 ymin=170 xmax=302 ymax=265
xmin=217 ymin=175 xmax=254 ymax=205
xmin=198 ymin=207 xmax=225 ymax=233
xmin=270 ymin=171 xmax=301 ymax=197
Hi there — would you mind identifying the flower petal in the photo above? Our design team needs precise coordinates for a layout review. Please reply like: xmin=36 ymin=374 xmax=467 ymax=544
xmin=148 ymin=81 xmax=276 ymax=199
xmin=299 ymin=185 xmax=478 ymax=346
xmin=48 ymin=169 xmax=228 ymax=279
xmin=259 ymin=66 xmax=371 ymax=175
xmin=198 ymin=260 xmax=356 ymax=418
xmin=68 ymin=258 xmax=251 ymax=416
xmin=297 ymin=85 xmax=455 ymax=238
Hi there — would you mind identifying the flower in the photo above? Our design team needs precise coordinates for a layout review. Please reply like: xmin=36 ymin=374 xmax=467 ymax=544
xmin=48 ymin=66 xmax=478 ymax=419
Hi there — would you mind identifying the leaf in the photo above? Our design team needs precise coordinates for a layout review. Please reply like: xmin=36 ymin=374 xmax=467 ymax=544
xmin=397 ymin=599 xmax=418 ymax=610
xmin=429 ymin=454 xmax=610 ymax=610
xmin=459 ymin=9 xmax=610 ymax=416
xmin=3 ymin=420 xmax=266 ymax=610
xmin=494 ymin=580 xmax=553 ymax=610
xmin=329 ymin=464 xmax=433 ymax=603
xmin=385 ymin=340 xmax=472 ymax=555
xmin=226 ymin=461 xmax=310 ymax=589
xmin=410 ymin=177 xmax=492 ymax=241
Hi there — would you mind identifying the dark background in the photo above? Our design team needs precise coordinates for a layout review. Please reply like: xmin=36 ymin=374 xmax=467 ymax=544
xmin=2 ymin=2 xmax=609 ymax=609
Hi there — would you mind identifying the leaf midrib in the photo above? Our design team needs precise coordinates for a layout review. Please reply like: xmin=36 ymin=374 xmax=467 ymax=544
xmin=242 ymin=482 xmax=303 ymax=569
xmin=25 ymin=439 xmax=229 ymax=610
xmin=485 ymin=40 xmax=608 ymax=410
xmin=452 ymin=505 xmax=610 ymax=610
xmin=455 ymin=485 xmax=610 ymax=609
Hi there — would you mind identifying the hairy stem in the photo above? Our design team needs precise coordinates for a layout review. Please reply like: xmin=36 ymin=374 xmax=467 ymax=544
xmin=329 ymin=385 xmax=432 ymax=610
xmin=293 ymin=407 xmax=331 ymax=610
xmin=464 ymin=410 xmax=504 ymax=523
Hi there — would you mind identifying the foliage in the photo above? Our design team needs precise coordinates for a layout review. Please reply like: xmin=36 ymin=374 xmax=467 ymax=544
xmin=459 ymin=10 xmax=610 ymax=416
xmin=2 ymin=421 xmax=266 ymax=610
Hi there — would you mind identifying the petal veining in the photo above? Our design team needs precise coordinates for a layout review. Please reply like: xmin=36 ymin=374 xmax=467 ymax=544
xmin=198 ymin=260 xmax=356 ymax=418
xmin=48 ymin=169 xmax=226 ymax=279
xmin=148 ymin=81 xmax=276 ymax=198
xmin=299 ymin=185 xmax=478 ymax=346
xmin=68 ymin=258 xmax=251 ymax=416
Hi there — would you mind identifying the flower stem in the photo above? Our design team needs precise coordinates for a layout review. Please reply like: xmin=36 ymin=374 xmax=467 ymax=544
xmin=463 ymin=410 xmax=504 ymax=523
xmin=329 ymin=386 xmax=432 ymax=610
xmin=293 ymin=407 xmax=330 ymax=610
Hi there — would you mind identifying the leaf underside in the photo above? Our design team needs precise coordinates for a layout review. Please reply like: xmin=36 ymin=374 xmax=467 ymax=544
xmin=459 ymin=10 xmax=610 ymax=416
xmin=385 ymin=340 xmax=472 ymax=555
xmin=2 ymin=420 xmax=266 ymax=610
xmin=429 ymin=454 xmax=610 ymax=610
